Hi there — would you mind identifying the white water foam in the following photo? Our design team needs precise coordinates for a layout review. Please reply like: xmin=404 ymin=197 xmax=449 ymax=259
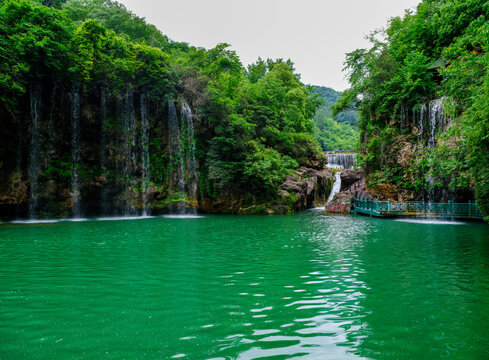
xmin=96 ymin=216 xmax=154 ymax=221
xmin=327 ymin=171 xmax=342 ymax=203
xmin=307 ymin=207 xmax=325 ymax=212
xmin=394 ymin=218 xmax=466 ymax=225
xmin=10 ymin=219 xmax=60 ymax=224
xmin=162 ymin=215 xmax=204 ymax=219
xmin=9 ymin=218 xmax=90 ymax=225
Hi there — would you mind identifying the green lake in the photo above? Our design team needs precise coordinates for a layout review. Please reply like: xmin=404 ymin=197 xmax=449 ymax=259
xmin=1 ymin=212 xmax=488 ymax=359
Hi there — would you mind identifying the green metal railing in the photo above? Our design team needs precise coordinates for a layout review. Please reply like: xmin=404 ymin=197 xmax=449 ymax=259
xmin=354 ymin=198 xmax=484 ymax=219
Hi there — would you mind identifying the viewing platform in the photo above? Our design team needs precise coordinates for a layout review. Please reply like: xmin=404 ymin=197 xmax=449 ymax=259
xmin=354 ymin=198 xmax=484 ymax=220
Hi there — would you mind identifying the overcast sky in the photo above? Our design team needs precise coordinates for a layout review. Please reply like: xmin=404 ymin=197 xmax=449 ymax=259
xmin=117 ymin=0 xmax=421 ymax=91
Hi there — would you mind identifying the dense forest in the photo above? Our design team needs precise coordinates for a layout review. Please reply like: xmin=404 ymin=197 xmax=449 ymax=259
xmin=334 ymin=0 xmax=489 ymax=220
xmin=312 ymin=86 xmax=358 ymax=151
xmin=0 ymin=0 xmax=334 ymax=218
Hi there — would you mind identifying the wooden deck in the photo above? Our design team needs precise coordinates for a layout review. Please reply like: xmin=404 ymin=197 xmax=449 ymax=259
xmin=354 ymin=198 xmax=484 ymax=220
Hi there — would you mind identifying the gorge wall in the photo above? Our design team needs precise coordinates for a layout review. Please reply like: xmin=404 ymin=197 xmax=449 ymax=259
xmin=0 ymin=79 xmax=333 ymax=219
xmin=0 ymin=80 xmax=200 ymax=218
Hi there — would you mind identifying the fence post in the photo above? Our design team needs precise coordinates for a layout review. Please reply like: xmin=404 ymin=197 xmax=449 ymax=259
xmin=376 ymin=199 xmax=379 ymax=214
xmin=388 ymin=199 xmax=391 ymax=213
xmin=422 ymin=200 xmax=425 ymax=215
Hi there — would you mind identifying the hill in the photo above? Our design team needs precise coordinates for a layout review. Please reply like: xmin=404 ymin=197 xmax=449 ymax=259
xmin=312 ymin=86 xmax=359 ymax=151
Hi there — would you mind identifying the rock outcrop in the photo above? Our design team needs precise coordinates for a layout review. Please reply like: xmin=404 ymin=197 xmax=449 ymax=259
xmin=201 ymin=167 xmax=334 ymax=215
xmin=278 ymin=167 xmax=334 ymax=212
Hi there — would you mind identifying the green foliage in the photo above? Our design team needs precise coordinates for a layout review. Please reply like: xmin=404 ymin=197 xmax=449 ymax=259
xmin=336 ymin=0 xmax=489 ymax=218
xmin=243 ymin=142 xmax=298 ymax=194
xmin=0 ymin=0 xmax=324 ymax=211
xmin=62 ymin=0 xmax=169 ymax=48
xmin=313 ymin=116 xmax=358 ymax=151
xmin=0 ymin=0 xmax=72 ymax=107
xmin=43 ymin=156 xmax=73 ymax=179
xmin=312 ymin=86 xmax=359 ymax=151
xmin=199 ymin=56 xmax=322 ymax=193
xmin=463 ymin=70 xmax=489 ymax=216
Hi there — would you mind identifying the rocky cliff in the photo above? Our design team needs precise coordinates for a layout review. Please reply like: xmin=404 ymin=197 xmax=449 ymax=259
xmin=201 ymin=167 xmax=334 ymax=215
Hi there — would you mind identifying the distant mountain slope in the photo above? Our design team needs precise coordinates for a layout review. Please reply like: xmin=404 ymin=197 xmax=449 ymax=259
xmin=312 ymin=86 xmax=358 ymax=125
xmin=312 ymin=86 xmax=359 ymax=151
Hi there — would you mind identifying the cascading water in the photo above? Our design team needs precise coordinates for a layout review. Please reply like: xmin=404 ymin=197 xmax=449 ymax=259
xmin=418 ymin=103 xmax=426 ymax=139
xmin=327 ymin=171 xmax=342 ymax=203
xmin=140 ymin=93 xmax=150 ymax=216
xmin=122 ymin=85 xmax=137 ymax=215
xmin=427 ymin=98 xmax=445 ymax=148
xmin=28 ymin=84 xmax=42 ymax=218
xmin=47 ymin=83 xmax=57 ymax=161
xmin=99 ymin=85 xmax=109 ymax=216
xmin=399 ymin=106 xmax=408 ymax=132
xmin=70 ymin=86 xmax=82 ymax=218
xmin=326 ymin=153 xmax=356 ymax=169
xmin=417 ymin=97 xmax=450 ymax=205
xmin=168 ymin=101 xmax=185 ymax=214
xmin=181 ymin=102 xmax=198 ymax=208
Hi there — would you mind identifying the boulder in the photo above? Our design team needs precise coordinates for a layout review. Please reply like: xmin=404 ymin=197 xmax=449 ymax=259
xmin=279 ymin=167 xmax=334 ymax=211
xmin=340 ymin=169 xmax=363 ymax=191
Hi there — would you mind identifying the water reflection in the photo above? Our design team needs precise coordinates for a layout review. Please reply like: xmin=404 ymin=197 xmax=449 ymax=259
xmin=0 ymin=214 xmax=488 ymax=359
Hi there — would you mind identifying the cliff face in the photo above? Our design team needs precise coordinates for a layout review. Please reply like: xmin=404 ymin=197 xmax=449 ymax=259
xmin=359 ymin=99 xmax=475 ymax=204
xmin=0 ymin=80 xmax=199 ymax=219
xmin=0 ymin=81 xmax=331 ymax=219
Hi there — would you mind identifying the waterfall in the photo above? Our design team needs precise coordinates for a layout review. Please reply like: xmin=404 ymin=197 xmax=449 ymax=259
xmin=168 ymin=101 xmax=185 ymax=214
xmin=181 ymin=102 xmax=198 ymax=205
xmin=47 ymin=82 xmax=57 ymax=161
xmin=417 ymin=97 xmax=447 ymax=147
xmin=400 ymin=106 xmax=408 ymax=132
xmin=416 ymin=98 xmax=449 ymax=204
xmin=327 ymin=171 xmax=342 ymax=203
xmin=122 ymin=85 xmax=137 ymax=215
xmin=326 ymin=153 xmax=356 ymax=169
xmin=99 ymin=85 xmax=109 ymax=215
xmin=140 ymin=93 xmax=150 ymax=216
xmin=28 ymin=84 xmax=42 ymax=218
xmin=70 ymin=86 xmax=82 ymax=218
xmin=418 ymin=103 xmax=426 ymax=138
xmin=427 ymin=98 xmax=445 ymax=148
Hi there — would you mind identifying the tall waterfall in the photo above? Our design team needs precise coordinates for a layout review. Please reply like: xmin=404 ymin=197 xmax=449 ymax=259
xmin=326 ymin=153 xmax=356 ymax=169
xmin=428 ymin=98 xmax=446 ymax=148
xmin=140 ymin=93 xmax=150 ymax=216
xmin=417 ymin=97 xmax=448 ymax=146
xmin=168 ymin=101 xmax=185 ymax=213
xmin=99 ymin=85 xmax=109 ymax=215
xmin=122 ymin=85 xmax=137 ymax=215
xmin=47 ymin=83 xmax=58 ymax=162
xmin=416 ymin=98 xmax=450 ymax=203
xmin=181 ymin=102 xmax=198 ymax=204
xmin=418 ymin=103 xmax=426 ymax=138
xmin=28 ymin=84 xmax=42 ymax=218
xmin=70 ymin=86 xmax=82 ymax=218
xmin=167 ymin=101 xmax=198 ymax=214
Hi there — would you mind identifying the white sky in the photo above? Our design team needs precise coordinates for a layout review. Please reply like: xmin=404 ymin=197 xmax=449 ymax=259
xmin=117 ymin=0 xmax=421 ymax=91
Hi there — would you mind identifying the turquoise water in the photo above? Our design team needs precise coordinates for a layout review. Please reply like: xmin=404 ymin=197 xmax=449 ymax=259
xmin=1 ymin=213 xmax=488 ymax=359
